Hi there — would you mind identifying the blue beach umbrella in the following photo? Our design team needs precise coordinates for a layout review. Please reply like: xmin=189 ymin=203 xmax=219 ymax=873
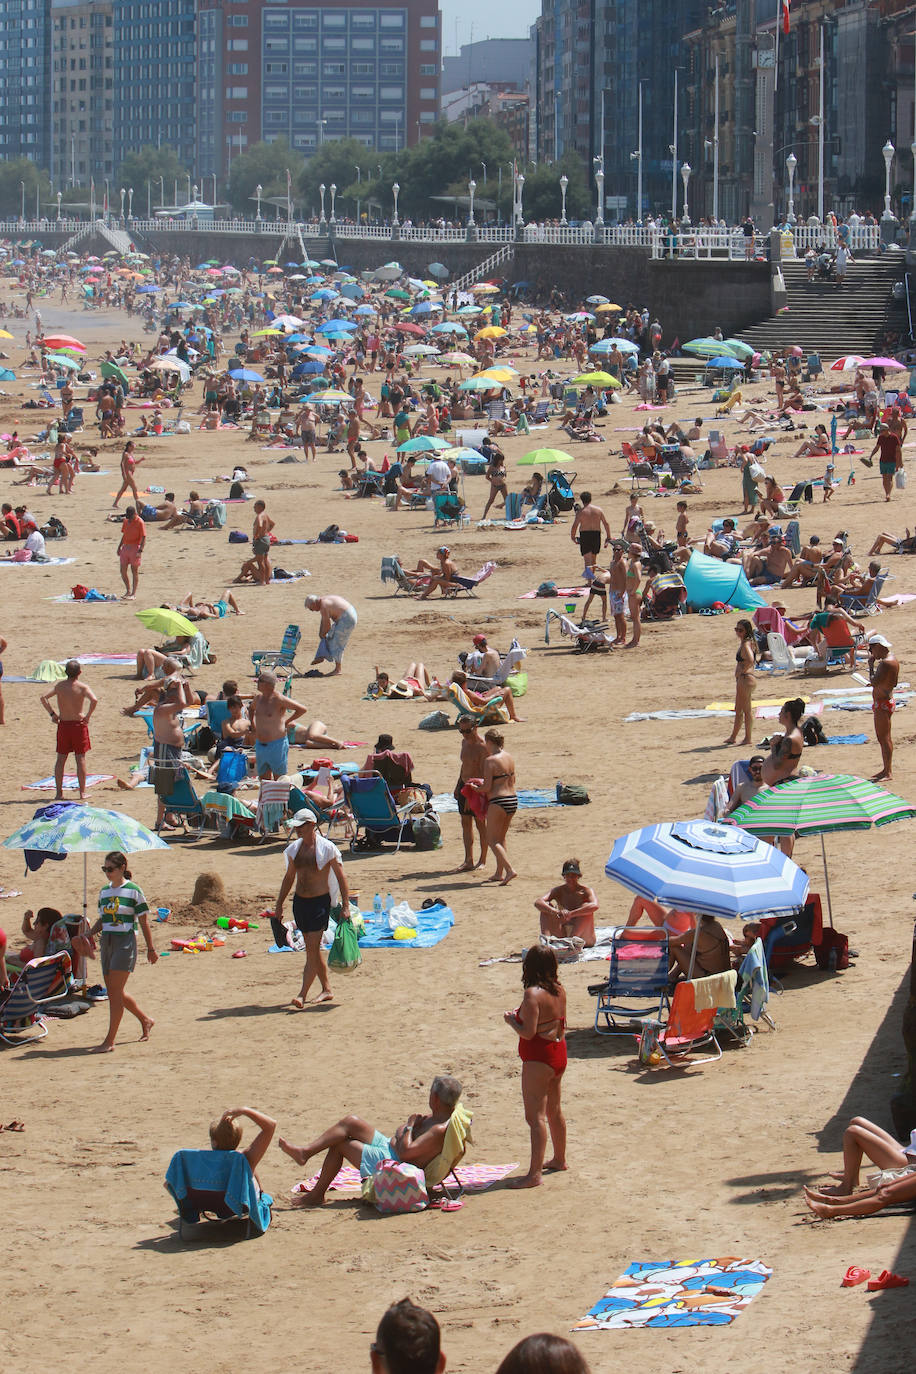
xmin=708 ymin=355 xmax=744 ymax=370
xmin=228 ymin=368 xmax=265 ymax=383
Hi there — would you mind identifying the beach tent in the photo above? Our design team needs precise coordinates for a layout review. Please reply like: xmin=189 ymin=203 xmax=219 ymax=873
xmin=683 ymin=551 xmax=765 ymax=612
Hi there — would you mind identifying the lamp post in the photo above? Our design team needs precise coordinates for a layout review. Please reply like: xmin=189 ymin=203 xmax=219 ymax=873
xmin=480 ymin=161 xmax=487 ymax=184
xmin=467 ymin=178 xmax=476 ymax=227
xmin=91 ymin=177 xmax=96 ymax=221
xmin=128 ymin=187 xmax=134 ymax=220
xmin=211 ymin=173 xmax=218 ymax=210
xmin=354 ymin=164 xmax=361 ymax=223
xmin=559 ymin=173 xmax=569 ymax=225
xmin=105 ymin=177 xmax=111 ymax=219
xmin=329 ymin=183 xmax=337 ymax=223
xmin=56 ymin=191 xmax=62 ymax=222
xmin=317 ymin=118 xmax=327 ymax=147
xmin=318 ymin=182 xmax=326 ymax=226
xmin=785 ymin=152 xmax=797 ymax=224
xmin=515 ymin=171 xmax=525 ymax=230
xmin=882 ymin=139 xmax=896 ymax=220
xmin=146 ymin=181 xmax=151 ymax=218
xmin=680 ymin=162 xmax=691 ymax=225
xmin=593 ymin=155 xmax=605 ymax=228
xmin=392 ymin=181 xmax=400 ymax=226
xmin=119 ymin=186 xmax=125 ymax=222
xmin=255 ymin=183 xmax=262 ymax=221
xmin=19 ymin=180 xmax=24 ymax=221
xmin=157 ymin=177 xmax=162 ymax=214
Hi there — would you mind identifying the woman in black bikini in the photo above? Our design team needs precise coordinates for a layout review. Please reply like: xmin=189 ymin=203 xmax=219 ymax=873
xmin=762 ymin=697 xmax=805 ymax=854
xmin=470 ymin=728 xmax=518 ymax=886
xmin=503 ymin=946 xmax=567 ymax=1188
xmin=724 ymin=619 xmax=758 ymax=746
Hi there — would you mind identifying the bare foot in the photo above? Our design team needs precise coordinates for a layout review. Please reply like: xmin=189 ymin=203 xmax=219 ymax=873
xmin=500 ymin=870 xmax=518 ymax=886
xmin=544 ymin=1160 xmax=568 ymax=1173
xmin=278 ymin=1136 xmax=309 ymax=1166
xmin=291 ymin=996 xmax=305 ymax=1010
xmin=804 ymin=1195 xmax=831 ymax=1218
xmin=455 ymin=861 xmax=475 ymax=872
xmin=723 ymin=737 xmax=738 ymax=746
xmin=116 ymin=778 xmax=131 ymax=790
xmin=483 ymin=872 xmax=503 ymax=883
xmin=92 ymin=1042 xmax=115 ymax=1053
xmin=298 ymin=1188 xmax=326 ymax=1206
xmin=507 ymin=1173 xmax=542 ymax=1189
xmin=139 ymin=1017 xmax=154 ymax=1041
xmin=315 ymin=990 xmax=334 ymax=1004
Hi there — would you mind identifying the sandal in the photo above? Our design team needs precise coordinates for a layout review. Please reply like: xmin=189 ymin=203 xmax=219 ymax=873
xmin=3 ymin=1120 xmax=25 ymax=1132
xmin=841 ymin=1266 xmax=870 ymax=1287
xmin=866 ymin=1270 xmax=909 ymax=1291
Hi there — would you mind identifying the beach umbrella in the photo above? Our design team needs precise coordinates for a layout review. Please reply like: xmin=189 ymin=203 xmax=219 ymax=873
xmin=292 ymin=361 xmax=326 ymax=377
xmin=47 ymin=353 xmax=81 ymax=372
xmin=228 ymin=368 xmax=265 ymax=383
xmin=354 ymin=304 xmax=376 ymax=316
xmin=565 ymin=311 xmax=595 ymax=322
xmin=42 ymin=335 xmax=85 ymax=351
xmin=339 ymin=283 xmax=365 ymax=300
xmin=253 ymin=327 xmax=284 ymax=337
xmin=518 ymin=447 xmax=574 ymax=467
xmin=586 ymin=294 xmax=609 ymax=305
xmin=373 ymin=262 xmax=404 ymax=281
xmin=402 ymin=344 xmax=440 ymax=356
xmin=606 ymin=819 xmax=809 ymax=923
xmin=430 ymin=322 xmax=467 ymax=335
xmin=271 ymin=314 xmax=305 ymax=329
xmin=861 ymin=357 xmax=906 ymax=369
xmin=385 ymin=287 xmax=411 ymax=301
xmin=683 ymin=337 xmax=739 ymax=359
xmin=148 ymin=356 xmax=191 ymax=382
xmin=136 ymin=284 xmax=160 ymax=294
xmin=707 ymin=355 xmax=744 ymax=370
xmin=594 ymin=302 xmax=623 ymax=313
xmin=474 ymin=326 xmax=507 ymax=340
xmin=438 ymin=351 xmax=477 ymax=366
xmin=135 ymin=607 xmax=197 ymax=639
xmin=727 ymin=773 xmax=916 ymax=925
xmin=428 ymin=262 xmax=449 ymax=279
xmin=571 ymin=370 xmax=622 ymax=389
xmin=471 ymin=283 xmax=501 ymax=294
xmin=830 ymin=355 xmax=867 ymax=371
xmin=396 ymin=436 xmax=452 ymax=454
xmin=459 ymin=376 xmax=507 ymax=392
xmin=590 ymin=337 xmax=638 ymax=354
xmin=100 ymin=360 xmax=130 ymax=385
xmin=722 ymin=338 xmax=755 ymax=359
xmin=396 ymin=322 xmax=427 ymax=336
xmin=457 ymin=305 xmax=482 ymax=316
xmin=0 ymin=329 xmax=13 ymax=340
xmin=305 ymin=389 xmax=352 ymax=404
xmin=2 ymin=802 xmax=168 ymax=921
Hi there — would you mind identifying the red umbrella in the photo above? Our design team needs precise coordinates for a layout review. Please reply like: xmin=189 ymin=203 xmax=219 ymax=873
xmin=42 ymin=334 xmax=86 ymax=351
xmin=396 ymin=322 xmax=426 ymax=336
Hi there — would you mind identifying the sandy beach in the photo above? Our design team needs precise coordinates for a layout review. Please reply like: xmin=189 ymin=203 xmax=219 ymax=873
xmin=2 ymin=283 xmax=915 ymax=1374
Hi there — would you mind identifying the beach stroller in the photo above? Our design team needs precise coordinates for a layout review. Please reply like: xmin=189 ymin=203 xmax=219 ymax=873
xmin=546 ymin=469 xmax=577 ymax=515
xmin=340 ymin=772 xmax=417 ymax=853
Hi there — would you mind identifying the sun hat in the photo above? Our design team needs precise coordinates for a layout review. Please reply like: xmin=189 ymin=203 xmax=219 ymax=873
xmin=473 ymin=633 xmax=487 ymax=646
xmin=374 ymin=733 xmax=394 ymax=751
xmin=388 ymin=681 xmax=412 ymax=699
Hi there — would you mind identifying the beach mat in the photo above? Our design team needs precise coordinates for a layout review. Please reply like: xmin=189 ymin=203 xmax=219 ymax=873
xmin=293 ymin=1161 xmax=518 ymax=1196
xmin=756 ymin=701 xmax=822 ymax=719
xmin=23 ymin=774 xmax=113 ymax=790
xmin=65 ymin=653 xmax=137 ymax=666
xmin=0 ymin=556 xmax=75 ymax=568
xmin=825 ymin=734 xmax=868 ymax=745
xmin=574 ymin=1258 xmax=772 ymax=1330
xmin=432 ymin=787 xmax=560 ymax=813
xmin=357 ymin=903 xmax=454 ymax=949
xmin=520 ymin=586 xmax=587 ymax=600
xmin=707 ymin=696 xmax=810 ymax=711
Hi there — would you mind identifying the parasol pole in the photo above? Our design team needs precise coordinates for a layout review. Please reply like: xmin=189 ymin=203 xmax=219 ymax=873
xmin=685 ymin=911 xmax=702 ymax=979
xmin=820 ymin=833 xmax=834 ymax=927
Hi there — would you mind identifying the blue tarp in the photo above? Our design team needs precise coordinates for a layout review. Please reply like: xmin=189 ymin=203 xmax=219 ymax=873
xmin=357 ymin=902 xmax=454 ymax=949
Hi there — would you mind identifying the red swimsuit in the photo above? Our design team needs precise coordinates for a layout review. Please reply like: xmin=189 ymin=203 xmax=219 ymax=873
xmin=516 ymin=1008 xmax=568 ymax=1075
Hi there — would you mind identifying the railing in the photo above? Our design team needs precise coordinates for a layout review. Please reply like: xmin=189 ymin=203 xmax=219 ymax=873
xmin=905 ymin=272 xmax=913 ymax=343
xmin=784 ymin=224 xmax=880 ymax=253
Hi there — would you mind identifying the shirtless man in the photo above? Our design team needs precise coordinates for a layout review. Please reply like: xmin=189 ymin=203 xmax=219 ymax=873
xmin=145 ymin=492 xmax=179 ymax=523
xmin=278 ymin=1074 xmax=463 ymax=1206
xmin=868 ymin=634 xmax=899 ymax=781
xmin=305 ymin=593 xmax=358 ymax=675
xmin=249 ymin=670 xmax=306 ymax=777
xmin=744 ymin=533 xmax=795 ymax=586
xmin=668 ymin=912 xmax=731 ymax=980
xmin=273 ymin=810 xmax=349 ymax=1009
xmin=534 ymin=859 xmax=599 ymax=947
xmin=570 ymin=492 xmax=611 ymax=570
xmin=455 ymin=718 xmax=489 ymax=871
xmin=40 ymin=660 xmax=98 ymax=800
xmin=149 ymin=672 xmax=195 ymax=829
xmin=467 ymin=633 xmax=500 ymax=681
xmin=251 ymin=500 xmax=274 ymax=585
xmin=780 ymin=534 xmax=824 ymax=587
xmin=608 ymin=546 xmax=628 ymax=644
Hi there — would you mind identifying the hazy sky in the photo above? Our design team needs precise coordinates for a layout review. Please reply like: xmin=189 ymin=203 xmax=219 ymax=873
xmin=440 ymin=0 xmax=540 ymax=56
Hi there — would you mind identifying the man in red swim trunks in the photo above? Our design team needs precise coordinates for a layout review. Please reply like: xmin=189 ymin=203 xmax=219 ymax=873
xmin=868 ymin=634 xmax=899 ymax=781
xmin=39 ymin=659 xmax=98 ymax=800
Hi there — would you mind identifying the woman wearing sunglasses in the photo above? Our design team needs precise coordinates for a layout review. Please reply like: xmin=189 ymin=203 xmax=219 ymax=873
xmin=89 ymin=850 xmax=158 ymax=1052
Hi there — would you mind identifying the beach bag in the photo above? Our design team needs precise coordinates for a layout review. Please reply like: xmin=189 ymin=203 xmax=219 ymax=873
xmin=207 ymin=502 xmax=227 ymax=528
xmin=216 ymin=749 xmax=247 ymax=792
xmin=229 ymin=481 xmax=245 ymax=499
xmin=814 ymin=927 xmax=849 ymax=971
xmin=318 ymin=523 xmax=340 ymax=543
xmin=228 ymin=530 xmax=248 ymax=543
xmin=367 ymin=1159 xmax=429 ymax=1214
xmin=12 ymin=548 xmax=32 ymax=562
xmin=748 ymin=461 xmax=765 ymax=481
xmin=896 ymin=469 xmax=907 ymax=489
xmin=71 ymin=583 xmax=88 ymax=601
xmin=637 ymin=1021 xmax=663 ymax=1066
xmin=411 ymin=811 xmax=441 ymax=850
xmin=328 ymin=916 xmax=361 ymax=971
xmin=536 ymin=580 xmax=558 ymax=597
xmin=556 ymin=783 xmax=590 ymax=806
xmin=802 ymin=715 xmax=827 ymax=746
xmin=418 ymin=709 xmax=450 ymax=731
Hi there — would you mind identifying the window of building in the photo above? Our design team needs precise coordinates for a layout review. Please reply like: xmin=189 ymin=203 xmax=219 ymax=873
xmin=380 ymin=38 xmax=404 ymax=52
xmin=227 ymin=14 xmax=248 ymax=25
xmin=226 ymin=85 xmax=248 ymax=98
xmin=420 ymin=15 xmax=437 ymax=25
xmin=351 ymin=109 xmax=374 ymax=123
xmin=227 ymin=39 xmax=248 ymax=50
xmin=227 ymin=110 xmax=247 ymax=121
xmin=324 ymin=84 xmax=345 ymax=99
xmin=379 ymin=61 xmax=403 ymax=74
xmin=351 ymin=84 xmax=373 ymax=98
xmin=294 ymin=60 xmax=317 ymax=73
xmin=265 ymin=37 xmax=289 ymax=51
xmin=293 ymin=83 xmax=316 ymax=98
xmin=264 ymin=12 xmax=289 ymax=26
xmin=293 ymin=12 xmax=318 ymax=27
xmin=379 ymin=12 xmax=405 ymax=26
xmin=380 ymin=85 xmax=402 ymax=100
xmin=323 ymin=108 xmax=345 ymax=121
xmin=293 ymin=37 xmax=316 ymax=51
xmin=227 ymin=63 xmax=248 ymax=74
xmin=419 ymin=39 xmax=437 ymax=51
xmin=419 ymin=110 xmax=435 ymax=122
xmin=264 ymin=84 xmax=288 ymax=98
xmin=322 ymin=12 xmax=346 ymax=25
xmin=419 ymin=63 xmax=436 ymax=75
xmin=323 ymin=37 xmax=345 ymax=50
xmin=419 ymin=87 xmax=436 ymax=99
xmin=264 ymin=61 xmax=288 ymax=73
xmin=351 ymin=38 xmax=375 ymax=50
xmin=351 ymin=12 xmax=375 ymax=25
xmin=323 ymin=61 xmax=345 ymax=74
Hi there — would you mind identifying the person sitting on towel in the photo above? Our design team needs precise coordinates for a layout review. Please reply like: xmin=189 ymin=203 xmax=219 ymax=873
xmin=534 ymin=859 xmax=599 ymax=947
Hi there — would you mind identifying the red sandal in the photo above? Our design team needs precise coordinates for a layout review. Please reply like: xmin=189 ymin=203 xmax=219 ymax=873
xmin=866 ymin=1271 xmax=909 ymax=1291
xmin=841 ymin=1267 xmax=871 ymax=1287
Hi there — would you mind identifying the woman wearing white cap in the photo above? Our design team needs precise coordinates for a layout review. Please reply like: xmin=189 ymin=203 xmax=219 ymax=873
xmin=273 ymin=810 xmax=349 ymax=1008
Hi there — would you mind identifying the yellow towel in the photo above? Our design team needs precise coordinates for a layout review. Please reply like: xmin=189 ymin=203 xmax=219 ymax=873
xmin=692 ymin=969 xmax=737 ymax=1012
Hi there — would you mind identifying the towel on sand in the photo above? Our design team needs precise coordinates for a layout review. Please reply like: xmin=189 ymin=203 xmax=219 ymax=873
xmin=23 ymin=774 xmax=113 ymax=790
xmin=574 ymin=1258 xmax=772 ymax=1330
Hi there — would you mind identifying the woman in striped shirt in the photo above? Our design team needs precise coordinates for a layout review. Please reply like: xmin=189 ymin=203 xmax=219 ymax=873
xmin=89 ymin=851 xmax=158 ymax=1053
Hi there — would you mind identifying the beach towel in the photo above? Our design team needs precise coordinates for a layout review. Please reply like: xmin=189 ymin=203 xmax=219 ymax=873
xmin=755 ymin=701 xmax=821 ymax=719
xmin=293 ymin=1161 xmax=518 ymax=1196
xmin=164 ymin=1149 xmax=272 ymax=1235
xmin=520 ymin=585 xmax=588 ymax=600
xmin=574 ymin=1258 xmax=772 ymax=1330
xmin=357 ymin=902 xmax=454 ymax=949
xmin=430 ymin=788 xmax=560 ymax=813
xmin=23 ymin=774 xmax=113 ymax=791
xmin=0 ymin=556 xmax=75 ymax=568
xmin=692 ymin=969 xmax=737 ymax=1011
xmin=267 ymin=569 xmax=311 ymax=583
xmin=824 ymin=733 xmax=868 ymax=745
xmin=625 ymin=709 xmax=733 ymax=722
xmin=66 ymin=652 xmax=137 ymax=667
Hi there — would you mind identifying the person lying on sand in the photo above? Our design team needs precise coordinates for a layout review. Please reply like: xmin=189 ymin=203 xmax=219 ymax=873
xmin=279 ymin=1074 xmax=462 ymax=1206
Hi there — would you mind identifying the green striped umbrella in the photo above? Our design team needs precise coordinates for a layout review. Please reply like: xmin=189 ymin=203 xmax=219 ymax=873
xmin=728 ymin=773 xmax=916 ymax=924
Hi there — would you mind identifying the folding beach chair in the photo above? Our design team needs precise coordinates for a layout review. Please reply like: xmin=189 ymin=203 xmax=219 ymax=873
xmin=0 ymin=952 xmax=73 ymax=1046
xmin=205 ymin=698 xmax=230 ymax=736
xmin=380 ymin=556 xmax=422 ymax=597
xmin=651 ymin=979 xmax=721 ymax=1066
xmin=589 ymin=928 xmax=670 ymax=1036
xmin=424 ymin=1101 xmax=474 ymax=1203
xmin=530 ymin=400 xmax=551 ymax=424
xmin=340 ymin=771 xmax=416 ymax=853
xmin=840 ymin=570 xmax=888 ymax=616
xmin=202 ymin=789 xmax=257 ymax=840
xmin=462 ymin=639 xmax=527 ymax=693
xmin=767 ymin=632 xmax=813 ymax=673
xmin=432 ymin=491 xmax=464 ymax=528
xmin=446 ymin=561 xmax=498 ymax=598
xmin=250 ymin=623 xmax=302 ymax=678
xmin=158 ymin=768 xmax=206 ymax=835
xmin=287 ymin=785 xmax=353 ymax=840
xmin=255 ymin=777 xmax=291 ymax=838
xmin=165 ymin=1149 xmax=272 ymax=1240
xmin=448 ymin=681 xmax=510 ymax=726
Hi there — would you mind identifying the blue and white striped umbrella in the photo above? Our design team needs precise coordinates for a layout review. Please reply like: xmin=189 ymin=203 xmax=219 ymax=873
xmin=605 ymin=819 xmax=809 ymax=919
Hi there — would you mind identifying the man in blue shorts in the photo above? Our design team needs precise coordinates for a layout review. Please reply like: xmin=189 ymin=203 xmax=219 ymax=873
xmin=249 ymin=669 xmax=306 ymax=778
xmin=278 ymin=1074 xmax=463 ymax=1205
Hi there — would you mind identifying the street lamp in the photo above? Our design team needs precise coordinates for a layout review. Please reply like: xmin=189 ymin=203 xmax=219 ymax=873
xmin=119 ymin=186 xmax=125 ymax=221
xmin=681 ymin=161 xmax=691 ymax=225
xmin=128 ymin=187 xmax=134 ymax=219
xmin=317 ymin=118 xmax=327 ymax=146
xmin=593 ymin=155 xmax=605 ymax=227
xmin=186 ymin=173 xmax=191 ymax=206
xmin=480 ymin=161 xmax=487 ymax=184
xmin=255 ymin=184 xmax=262 ymax=221
xmin=785 ymin=152 xmax=797 ymax=224
xmin=318 ymin=182 xmax=326 ymax=226
xmin=392 ymin=181 xmax=400 ymax=226
xmin=559 ymin=173 xmax=569 ymax=225
xmin=56 ymin=191 xmax=62 ymax=222
xmin=467 ymin=178 xmax=476 ymax=227
xmin=329 ymin=183 xmax=337 ymax=223
xmin=882 ymin=140 xmax=896 ymax=220
xmin=354 ymin=165 xmax=361 ymax=223
xmin=157 ymin=177 xmax=162 ymax=213
xmin=106 ymin=177 xmax=111 ymax=219
xmin=910 ymin=142 xmax=916 ymax=224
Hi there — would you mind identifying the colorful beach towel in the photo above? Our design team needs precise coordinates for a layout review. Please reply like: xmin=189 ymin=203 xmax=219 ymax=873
xmin=293 ymin=1161 xmax=518 ymax=1196
xmin=23 ymin=774 xmax=113 ymax=790
xmin=67 ymin=652 xmax=137 ymax=667
xmin=574 ymin=1258 xmax=772 ymax=1330
xmin=824 ymin=734 xmax=868 ymax=745
xmin=357 ymin=903 xmax=454 ymax=949
xmin=520 ymin=585 xmax=588 ymax=600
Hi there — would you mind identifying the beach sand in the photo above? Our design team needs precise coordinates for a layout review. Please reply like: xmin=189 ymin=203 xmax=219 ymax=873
xmin=2 ymin=293 xmax=915 ymax=1373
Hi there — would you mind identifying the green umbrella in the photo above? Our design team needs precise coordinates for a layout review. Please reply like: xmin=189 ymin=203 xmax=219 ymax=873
xmin=682 ymin=338 xmax=741 ymax=359
xmin=570 ymin=371 xmax=622 ymax=389
xmin=135 ymin=607 xmax=197 ymax=639
xmin=101 ymin=360 xmax=131 ymax=386
xmin=47 ymin=353 xmax=81 ymax=372
xmin=517 ymin=447 xmax=574 ymax=467
xmin=385 ymin=287 xmax=411 ymax=301
xmin=722 ymin=338 xmax=755 ymax=360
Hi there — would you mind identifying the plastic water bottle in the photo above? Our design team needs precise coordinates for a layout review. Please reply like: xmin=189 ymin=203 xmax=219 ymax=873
xmin=373 ymin=892 xmax=382 ymax=917
xmin=384 ymin=893 xmax=394 ymax=917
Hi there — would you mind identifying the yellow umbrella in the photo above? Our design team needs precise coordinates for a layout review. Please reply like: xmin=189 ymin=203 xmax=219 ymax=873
xmin=475 ymin=368 xmax=517 ymax=383
xmin=474 ymin=326 xmax=507 ymax=340
xmin=471 ymin=283 xmax=501 ymax=294
xmin=594 ymin=303 xmax=623 ymax=313
xmin=0 ymin=329 xmax=13 ymax=339
xmin=571 ymin=370 xmax=623 ymax=389
xmin=253 ymin=327 xmax=284 ymax=336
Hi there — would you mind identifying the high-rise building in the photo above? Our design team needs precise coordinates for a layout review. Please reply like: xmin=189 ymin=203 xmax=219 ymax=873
xmin=0 ymin=0 xmax=53 ymax=169
xmin=111 ymin=0 xmax=198 ymax=173
xmin=51 ymin=0 xmax=114 ymax=190
xmin=196 ymin=0 xmax=441 ymax=176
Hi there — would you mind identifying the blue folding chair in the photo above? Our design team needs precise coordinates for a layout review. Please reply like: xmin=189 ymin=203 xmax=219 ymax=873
xmin=340 ymin=771 xmax=415 ymax=853
xmin=251 ymin=623 xmax=302 ymax=678
xmin=165 ymin=1149 xmax=272 ymax=1240
xmin=0 ymin=952 xmax=73 ymax=1045
xmin=433 ymin=491 xmax=464 ymax=527
xmin=205 ymin=699 xmax=231 ymax=736
xmin=158 ymin=767 xmax=206 ymax=834
xmin=588 ymin=928 xmax=670 ymax=1036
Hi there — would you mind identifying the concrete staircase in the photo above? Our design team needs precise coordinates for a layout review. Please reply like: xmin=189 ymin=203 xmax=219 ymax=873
xmin=735 ymin=255 xmax=910 ymax=358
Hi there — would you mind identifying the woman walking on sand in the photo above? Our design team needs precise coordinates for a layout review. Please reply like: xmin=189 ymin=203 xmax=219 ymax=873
xmin=503 ymin=946 xmax=567 ymax=1189
xmin=112 ymin=440 xmax=144 ymax=509
xmin=725 ymin=619 xmax=758 ymax=746
xmin=470 ymin=728 xmax=517 ymax=886
xmin=88 ymin=851 xmax=158 ymax=1052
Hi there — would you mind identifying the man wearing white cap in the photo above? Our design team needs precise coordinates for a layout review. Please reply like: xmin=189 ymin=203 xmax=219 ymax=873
xmin=868 ymin=635 xmax=899 ymax=781
xmin=273 ymin=809 xmax=349 ymax=1008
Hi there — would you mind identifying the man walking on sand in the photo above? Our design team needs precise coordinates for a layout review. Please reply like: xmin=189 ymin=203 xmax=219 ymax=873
xmin=40 ymin=660 xmax=98 ymax=800
xmin=455 ymin=718 xmax=489 ymax=871
xmin=251 ymin=500 xmax=274 ymax=585
xmin=249 ymin=669 xmax=307 ymax=777
xmin=570 ymin=492 xmax=611 ymax=571
xmin=273 ymin=809 xmax=349 ymax=1009
xmin=305 ymin=594 xmax=358 ymax=675
xmin=868 ymin=634 xmax=899 ymax=780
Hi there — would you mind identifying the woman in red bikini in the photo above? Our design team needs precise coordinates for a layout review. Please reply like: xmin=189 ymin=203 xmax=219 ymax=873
xmin=504 ymin=945 xmax=567 ymax=1189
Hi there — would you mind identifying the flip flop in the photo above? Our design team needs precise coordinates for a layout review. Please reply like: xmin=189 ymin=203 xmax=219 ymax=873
xmin=866 ymin=1271 xmax=909 ymax=1291
xmin=231 ymin=949 xmax=247 ymax=959
xmin=841 ymin=1266 xmax=871 ymax=1287
xmin=3 ymin=1120 xmax=25 ymax=1132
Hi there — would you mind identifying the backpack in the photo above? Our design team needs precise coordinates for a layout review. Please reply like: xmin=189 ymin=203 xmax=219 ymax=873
xmin=71 ymin=583 xmax=88 ymax=601
xmin=536 ymin=580 xmax=558 ymax=597
xmin=228 ymin=529 xmax=248 ymax=543
xmin=802 ymin=715 xmax=827 ymax=746
xmin=814 ymin=927 xmax=849 ymax=971
xmin=556 ymin=783 xmax=590 ymax=806
xmin=318 ymin=523 xmax=340 ymax=543
xmin=43 ymin=515 xmax=67 ymax=539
